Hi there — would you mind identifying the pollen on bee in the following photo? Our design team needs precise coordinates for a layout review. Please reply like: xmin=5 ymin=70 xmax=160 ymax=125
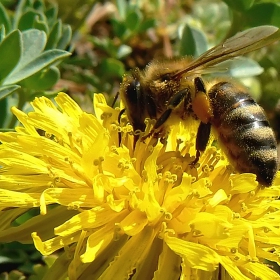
xmin=192 ymin=92 xmax=213 ymax=123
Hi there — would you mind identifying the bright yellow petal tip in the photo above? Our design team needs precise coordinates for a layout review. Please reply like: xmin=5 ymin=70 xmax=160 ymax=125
xmin=0 ymin=92 xmax=280 ymax=280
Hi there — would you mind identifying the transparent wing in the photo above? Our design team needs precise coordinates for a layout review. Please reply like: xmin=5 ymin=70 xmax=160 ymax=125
xmin=173 ymin=25 xmax=280 ymax=78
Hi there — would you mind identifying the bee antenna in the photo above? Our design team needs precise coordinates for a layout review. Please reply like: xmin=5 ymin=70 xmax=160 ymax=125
xmin=118 ymin=108 xmax=126 ymax=124
xmin=111 ymin=91 xmax=120 ymax=108
xmin=117 ymin=108 xmax=126 ymax=147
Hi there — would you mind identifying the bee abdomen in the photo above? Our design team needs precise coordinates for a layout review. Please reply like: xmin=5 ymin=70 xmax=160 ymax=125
xmin=208 ymin=82 xmax=278 ymax=186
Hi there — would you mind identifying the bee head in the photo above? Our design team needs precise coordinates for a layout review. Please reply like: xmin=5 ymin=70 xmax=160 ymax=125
xmin=122 ymin=76 xmax=141 ymax=107
xmin=120 ymin=73 xmax=147 ymax=132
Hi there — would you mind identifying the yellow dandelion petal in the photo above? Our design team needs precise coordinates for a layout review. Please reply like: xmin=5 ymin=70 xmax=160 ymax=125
xmin=0 ymin=149 xmax=48 ymax=174
xmin=0 ymin=188 xmax=41 ymax=208
xmin=189 ymin=212 xmax=232 ymax=239
xmin=164 ymin=234 xmax=220 ymax=271
xmin=153 ymin=242 xmax=181 ymax=280
xmin=11 ymin=106 xmax=38 ymax=135
xmin=54 ymin=207 xmax=126 ymax=237
xmin=98 ymin=226 xmax=157 ymax=280
xmin=208 ymin=189 xmax=228 ymax=207
xmin=106 ymin=193 xmax=127 ymax=212
xmin=140 ymin=144 xmax=163 ymax=222
xmin=55 ymin=92 xmax=83 ymax=117
xmin=141 ymin=179 xmax=162 ymax=222
xmin=32 ymin=231 xmax=80 ymax=255
xmin=243 ymin=261 xmax=280 ymax=280
xmin=80 ymin=223 xmax=115 ymax=263
xmin=231 ymin=174 xmax=258 ymax=193
xmin=163 ymin=173 xmax=193 ymax=212
xmin=68 ymin=229 xmax=87 ymax=280
xmin=220 ymin=256 xmax=251 ymax=280
xmin=0 ymin=206 xmax=76 ymax=243
xmin=118 ymin=209 xmax=148 ymax=235
xmin=93 ymin=94 xmax=108 ymax=120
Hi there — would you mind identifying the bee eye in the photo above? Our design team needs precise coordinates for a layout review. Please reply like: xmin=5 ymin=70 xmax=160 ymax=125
xmin=125 ymin=79 xmax=141 ymax=105
xmin=160 ymin=73 xmax=172 ymax=81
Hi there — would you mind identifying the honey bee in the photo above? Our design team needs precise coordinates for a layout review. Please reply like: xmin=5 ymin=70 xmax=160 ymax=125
xmin=119 ymin=26 xmax=280 ymax=186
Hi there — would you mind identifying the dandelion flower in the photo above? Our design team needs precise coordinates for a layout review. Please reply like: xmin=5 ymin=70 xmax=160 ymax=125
xmin=0 ymin=93 xmax=280 ymax=279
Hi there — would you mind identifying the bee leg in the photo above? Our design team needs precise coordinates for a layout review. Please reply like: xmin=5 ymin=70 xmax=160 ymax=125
xmin=141 ymin=108 xmax=172 ymax=141
xmin=192 ymin=77 xmax=213 ymax=124
xmin=190 ymin=77 xmax=213 ymax=166
xmin=117 ymin=108 xmax=126 ymax=146
xmin=142 ymin=88 xmax=189 ymax=141
xmin=190 ymin=121 xmax=211 ymax=166
xmin=111 ymin=91 xmax=120 ymax=107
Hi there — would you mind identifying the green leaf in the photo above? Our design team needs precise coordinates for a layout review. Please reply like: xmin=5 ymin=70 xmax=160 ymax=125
xmin=18 ymin=29 xmax=47 ymax=66
xmin=0 ymin=25 xmax=5 ymax=43
xmin=89 ymin=36 xmax=118 ymax=57
xmin=0 ymin=2 xmax=11 ymax=33
xmin=33 ymin=0 xmax=45 ymax=12
xmin=0 ymin=85 xmax=20 ymax=100
xmin=116 ymin=0 xmax=127 ymax=20
xmin=3 ymin=49 xmax=70 ymax=85
xmin=214 ymin=57 xmax=264 ymax=78
xmin=99 ymin=58 xmax=125 ymax=78
xmin=89 ymin=37 xmax=110 ymax=52
xmin=20 ymin=66 xmax=60 ymax=90
xmin=111 ymin=18 xmax=128 ymax=40
xmin=45 ymin=5 xmax=58 ymax=30
xmin=180 ymin=25 xmax=195 ymax=56
xmin=138 ymin=18 xmax=156 ymax=33
xmin=18 ymin=10 xmax=45 ymax=30
xmin=0 ymin=30 xmax=22 ymax=82
xmin=247 ymin=3 xmax=280 ymax=27
xmin=45 ymin=19 xmax=62 ymax=50
xmin=222 ymin=0 xmax=255 ymax=11
xmin=0 ymin=92 xmax=17 ymax=128
xmin=56 ymin=24 xmax=72 ymax=50
xmin=33 ymin=16 xmax=49 ymax=34
xmin=179 ymin=25 xmax=208 ymax=57
xmin=125 ymin=10 xmax=142 ymax=32
xmin=13 ymin=0 xmax=29 ymax=29
xmin=0 ymin=97 xmax=8 ymax=127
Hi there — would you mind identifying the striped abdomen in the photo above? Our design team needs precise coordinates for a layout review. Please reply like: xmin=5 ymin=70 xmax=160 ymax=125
xmin=208 ymin=81 xmax=278 ymax=186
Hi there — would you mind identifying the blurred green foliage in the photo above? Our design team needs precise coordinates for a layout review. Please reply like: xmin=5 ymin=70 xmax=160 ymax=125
xmin=1 ymin=0 xmax=280 ymax=279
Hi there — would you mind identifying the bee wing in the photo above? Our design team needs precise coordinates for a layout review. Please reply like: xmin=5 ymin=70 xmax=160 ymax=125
xmin=174 ymin=25 xmax=280 ymax=77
